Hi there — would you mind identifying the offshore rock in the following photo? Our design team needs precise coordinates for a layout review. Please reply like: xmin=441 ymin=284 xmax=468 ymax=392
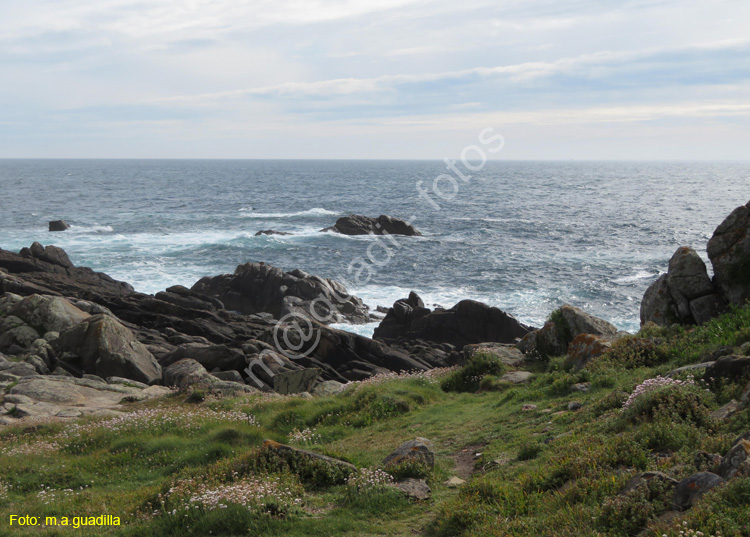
xmin=321 ymin=214 xmax=421 ymax=236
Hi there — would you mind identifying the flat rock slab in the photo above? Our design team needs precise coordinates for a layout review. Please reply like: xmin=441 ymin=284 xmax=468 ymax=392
xmin=499 ymin=371 xmax=533 ymax=384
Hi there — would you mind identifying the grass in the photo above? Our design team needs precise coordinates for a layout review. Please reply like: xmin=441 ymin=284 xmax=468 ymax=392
xmin=1 ymin=305 xmax=750 ymax=536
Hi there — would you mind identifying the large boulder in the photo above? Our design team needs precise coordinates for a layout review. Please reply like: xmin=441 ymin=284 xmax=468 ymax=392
xmin=9 ymin=294 xmax=90 ymax=333
xmin=191 ymin=262 xmax=369 ymax=324
xmin=374 ymin=293 xmax=533 ymax=349
xmin=641 ymin=247 xmax=725 ymax=326
xmin=163 ymin=358 xmax=218 ymax=390
xmin=57 ymin=314 xmax=162 ymax=384
xmin=564 ymin=334 xmax=613 ymax=371
xmin=321 ymin=214 xmax=421 ymax=236
xmin=707 ymin=200 xmax=750 ymax=306
xmin=717 ymin=437 xmax=750 ymax=479
xmin=519 ymin=304 xmax=617 ymax=359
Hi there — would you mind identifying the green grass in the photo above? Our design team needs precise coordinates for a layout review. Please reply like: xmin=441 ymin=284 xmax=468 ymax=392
xmin=1 ymin=304 xmax=750 ymax=536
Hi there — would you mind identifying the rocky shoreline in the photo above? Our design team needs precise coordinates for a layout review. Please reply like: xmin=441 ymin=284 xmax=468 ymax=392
xmin=1 ymin=201 xmax=749 ymax=424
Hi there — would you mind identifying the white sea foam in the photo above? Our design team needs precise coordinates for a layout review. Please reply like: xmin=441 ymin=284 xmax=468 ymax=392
xmin=239 ymin=207 xmax=338 ymax=218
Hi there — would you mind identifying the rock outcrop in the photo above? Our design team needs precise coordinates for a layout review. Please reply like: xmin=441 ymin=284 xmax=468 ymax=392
xmin=321 ymin=214 xmax=421 ymax=236
xmin=191 ymin=261 xmax=369 ymax=324
xmin=641 ymin=200 xmax=750 ymax=327
xmin=0 ymin=244 xmax=461 ymax=404
xmin=641 ymin=247 xmax=724 ymax=326
xmin=707 ymin=200 xmax=750 ymax=306
xmin=374 ymin=292 xmax=533 ymax=350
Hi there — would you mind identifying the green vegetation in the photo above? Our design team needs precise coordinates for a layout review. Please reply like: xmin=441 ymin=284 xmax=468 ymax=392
xmin=1 ymin=305 xmax=750 ymax=536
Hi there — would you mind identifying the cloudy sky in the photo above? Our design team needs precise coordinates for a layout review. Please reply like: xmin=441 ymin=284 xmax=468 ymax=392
xmin=2 ymin=0 xmax=749 ymax=159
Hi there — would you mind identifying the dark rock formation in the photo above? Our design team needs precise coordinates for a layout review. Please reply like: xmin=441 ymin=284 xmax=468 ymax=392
xmin=255 ymin=230 xmax=292 ymax=236
xmin=321 ymin=214 xmax=421 ymax=236
xmin=0 ymin=244 xmax=458 ymax=394
xmin=374 ymin=292 xmax=532 ymax=352
xmin=707 ymin=200 xmax=750 ymax=306
xmin=191 ymin=261 xmax=369 ymax=324
xmin=48 ymin=220 xmax=70 ymax=232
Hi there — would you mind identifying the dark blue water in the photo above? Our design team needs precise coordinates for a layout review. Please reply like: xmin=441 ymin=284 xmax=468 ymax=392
xmin=1 ymin=159 xmax=748 ymax=334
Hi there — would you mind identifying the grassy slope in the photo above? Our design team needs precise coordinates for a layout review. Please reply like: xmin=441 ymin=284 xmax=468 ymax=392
xmin=1 ymin=306 xmax=750 ymax=537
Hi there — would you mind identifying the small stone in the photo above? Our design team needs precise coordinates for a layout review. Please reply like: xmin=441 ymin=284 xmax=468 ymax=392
xmin=522 ymin=404 xmax=537 ymax=411
xmin=568 ymin=401 xmax=583 ymax=411
xmin=445 ymin=477 xmax=466 ymax=488
xmin=570 ymin=382 xmax=591 ymax=392
xmin=393 ymin=478 xmax=431 ymax=500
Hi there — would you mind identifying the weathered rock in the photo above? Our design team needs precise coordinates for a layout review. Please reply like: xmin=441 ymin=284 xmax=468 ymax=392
xmin=9 ymin=294 xmax=90 ymax=333
xmin=672 ymin=472 xmax=725 ymax=510
xmin=106 ymin=377 xmax=149 ymax=389
xmin=57 ymin=314 xmax=162 ymax=384
xmin=161 ymin=343 xmax=247 ymax=372
xmin=667 ymin=247 xmax=715 ymax=306
xmin=163 ymin=359 xmax=218 ymax=390
xmin=383 ymin=438 xmax=435 ymax=470
xmin=463 ymin=342 xmax=528 ymax=368
xmin=48 ymin=220 xmax=70 ymax=232
xmin=374 ymin=295 xmax=533 ymax=349
xmin=393 ymin=478 xmax=431 ymax=500
xmin=711 ymin=400 xmax=740 ymax=421
xmin=641 ymin=274 xmax=677 ymax=326
xmin=262 ymin=439 xmax=357 ymax=472
xmin=620 ymin=471 xmax=679 ymax=496
xmin=272 ymin=368 xmax=321 ymax=395
xmin=707 ymin=200 xmax=750 ymax=306
xmin=568 ymin=401 xmax=582 ymax=411
xmin=559 ymin=305 xmax=618 ymax=338
xmin=520 ymin=304 xmax=616 ymax=359
xmin=312 ymin=380 xmax=346 ymax=397
xmin=571 ymin=382 xmax=591 ymax=392
xmin=689 ymin=294 xmax=726 ymax=325
xmin=191 ymin=262 xmax=369 ymax=324
xmin=445 ymin=476 xmax=467 ymax=488
xmin=704 ymin=356 xmax=750 ymax=385
xmin=498 ymin=371 xmax=533 ymax=384
xmin=0 ymin=321 xmax=40 ymax=351
xmin=154 ymin=285 xmax=224 ymax=312
xmin=717 ymin=438 xmax=750 ymax=479
xmin=322 ymin=214 xmax=421 ymax=236
xmin=212 ymin=370 xmax=245 ymax=383
xmin=564 ymin=334 xmax=612 ymax=371
xmin=0 ymin=362 xmax=39 ymax=377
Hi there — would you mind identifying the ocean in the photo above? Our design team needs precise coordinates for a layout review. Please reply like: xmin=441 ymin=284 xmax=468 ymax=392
xmin=1 ymin=159 xmax=747 ymax=335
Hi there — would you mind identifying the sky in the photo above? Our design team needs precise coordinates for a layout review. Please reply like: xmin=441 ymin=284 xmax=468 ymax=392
xmin=1 ymin=0 xmax=750 ymax=159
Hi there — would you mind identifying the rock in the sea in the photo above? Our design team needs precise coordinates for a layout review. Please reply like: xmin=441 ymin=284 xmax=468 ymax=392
xmin=321 ymin=214 xmax=421 ymax=236
xmin=374 ymin=294 xmax=532 ymax=349
xmin=383 ymin=438 xmax=435 ymax=470
xmin=48 ymin=220 xmax=70 ymax=232
xmin=57 ymin=314 xmax=162 ymax=384
xmin=254 ymin=230 xmax=292 ymax=236
xmin=707 ymin=200 xmax=750 ymax=306
xmin=191 ymin=261 xmax=369 ymax=324
xmin=672 ymin=472 xmax=725 ymax=511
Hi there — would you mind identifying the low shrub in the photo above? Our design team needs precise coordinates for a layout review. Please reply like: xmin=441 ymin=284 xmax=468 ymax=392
xmin=441 ymin=352 xmax=508 ymax=393
xmin=598 ymin=476 xmax=673 ymax=535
